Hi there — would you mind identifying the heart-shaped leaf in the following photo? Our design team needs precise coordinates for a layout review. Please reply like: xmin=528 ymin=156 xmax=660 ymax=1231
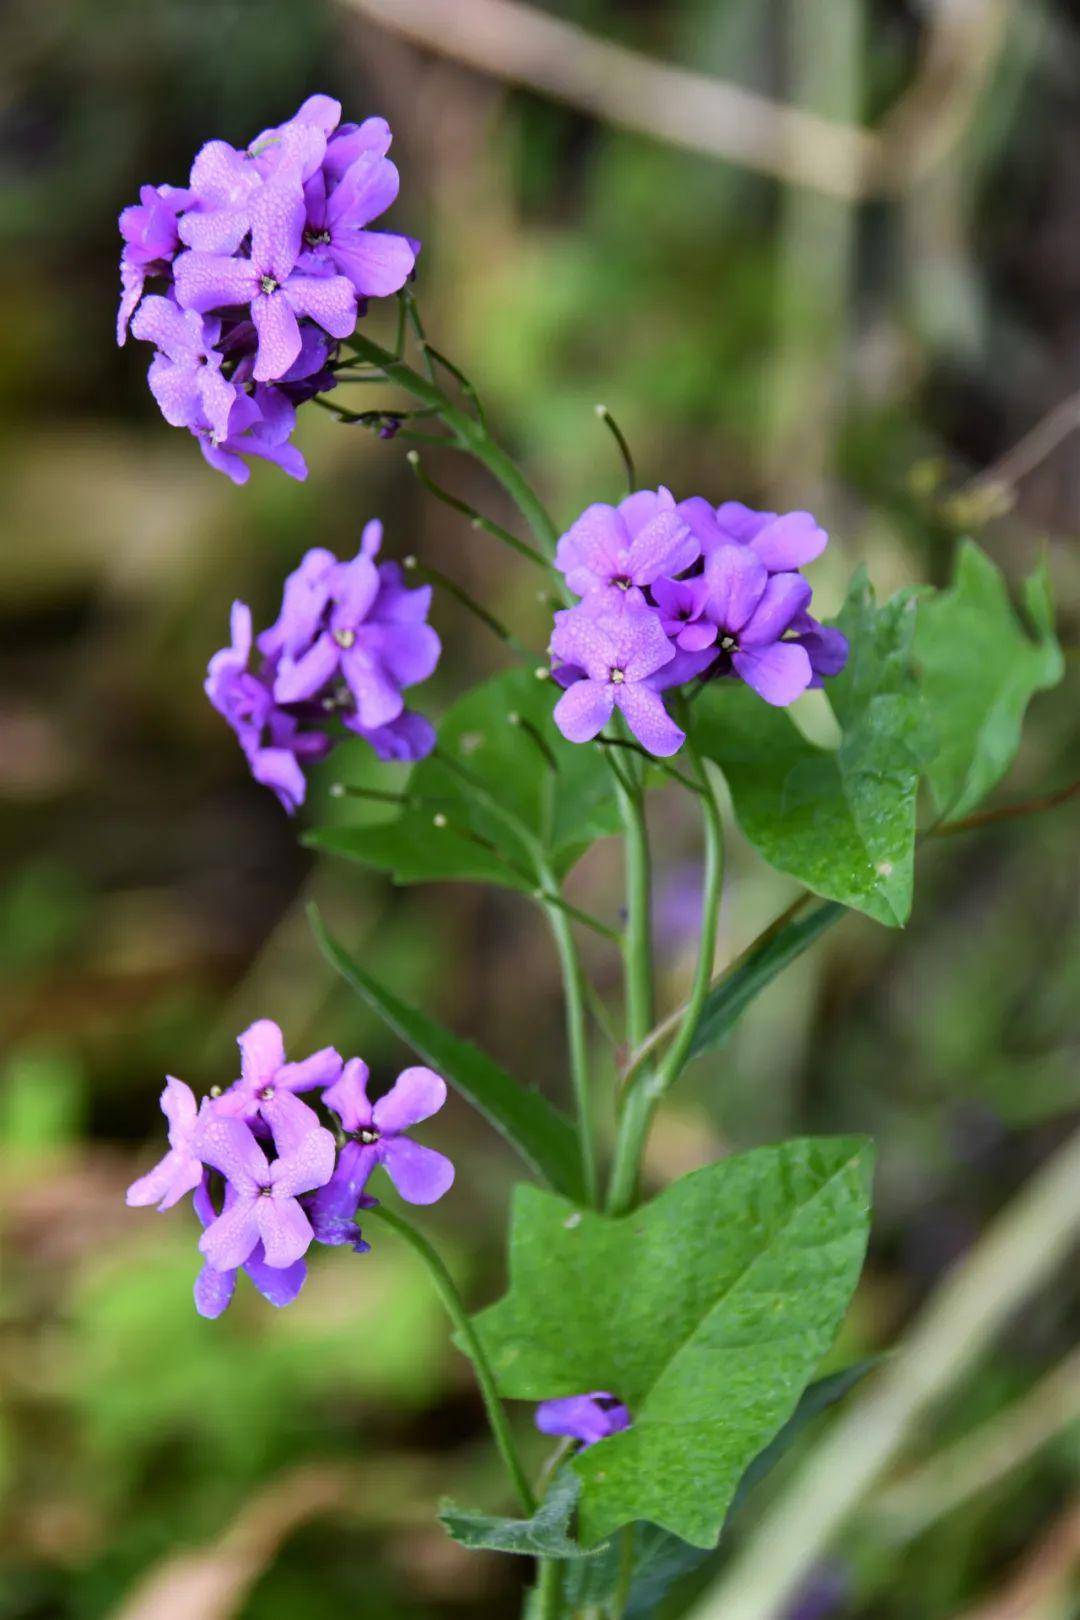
xmin=470 ymin=1138 xmax=873 ymax=1548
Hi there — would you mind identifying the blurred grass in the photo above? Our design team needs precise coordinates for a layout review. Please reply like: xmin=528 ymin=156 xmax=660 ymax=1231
xmin=1 ymin=2 xmax=1078 ymax=1617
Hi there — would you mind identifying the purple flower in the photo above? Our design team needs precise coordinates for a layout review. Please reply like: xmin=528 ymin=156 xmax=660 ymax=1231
xmin=213 ymin=1017 xmax=343 ymax=1129
xmin=175 ymin=173 xmax=357 ymax=382
xmin=322 ymin=1060 xmax=455 ymax=1205
xmin=678 ymin=498 xmax=828 ymax=574
xmin=195 ymin=1096 xmax=337 ymax=1271
xmin=192 ymin=1176 xmax=309 ymax=1319
xmin=271 ymin=524 xmax=441 ymax=731
xmin=549 ymin=603 xmax=684 ymax=756
xmin=130 ymin=296 xmax=236 ymax=442
xmin=116 ymin=183 xmax=190 ymax=341
xmin=535 ymin=1393 xmax=631 ymax=1448
xmin=555 ymin=488 xmax=698 ymax=605
xmin=125 ymin=1078 xmax=206 ymax=1211
xmin=699 ymin=546 xmax=814 ymax=705
xmin=298 ymin=150 xmax=415 ymax=298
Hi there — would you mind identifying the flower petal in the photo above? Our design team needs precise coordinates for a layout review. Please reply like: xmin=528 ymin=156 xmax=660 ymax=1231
xmin=327 ymin=230 xmax=415 ymax=298
xmin=615 ymin=684 xmax=685 ymax=758
xmin=379 ymin=1137 xmax=456 ymax=1205
xmin=194 ymin=1115 xmax=269 ymax=1194
xmin=732 ymin=641 xmax=813 ymax=706
xmin=625 ymin=512 xmax=698 ymax=586
xmin=373 ymin=1066 xmax=447 ymax=1133
xmin=749 ymin=510 xmax=827 ymax=572
xmin=269 ymin=1124 xmax=338 ymax=1198
xmin=174 ymin=250 xmax=257 ymax=314
xmin=244 ymin=1247 xmax=308 ymax=1306
xmin=283 ymin=272 xmax=358 ymax=339
xmin=276 ymin=1046 xmax=343 ymax=1095
xmin=704 ymin=543 xmax=767 ymax=633
xmin=256 ymin=1194 xmax=314 ymax=1268
xmin=194 ymin=1261 xmax=237 ymax=1319
xmin=322 ymin=1057 xmax=374 ymax=1132
xmin=273 ymin=632 xmax=340 ymax=704
xmin=199 ymin=1194 xmax=262 ymax=1271
xmin=238 ymin=1019 xmax=286 ymax=1089
xmin=251 ymin=291 xmax=302 ymax=382
xmin=738 ymin=573 xmax=813 ymax=647
xmin=553 ymin=679 xmax=615 ymax=743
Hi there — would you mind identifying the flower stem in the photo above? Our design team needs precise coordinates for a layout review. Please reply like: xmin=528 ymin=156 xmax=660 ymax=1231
xmin=365 ymin=1203 xmax=536 ymax=1514
xmin=344 ymin=332 xmax=560 ymax=560
xmin=606 ymin=756 xmax=723 ymax=1215
xmin=538 ymin=853 xmax=599 ymax=1208
xmin=615 ymin=773 xmax=654 ymax=1049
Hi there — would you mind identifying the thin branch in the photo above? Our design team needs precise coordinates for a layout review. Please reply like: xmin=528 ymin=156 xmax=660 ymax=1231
xmin=931 ymin=777 xmax=1080 ymax=838
xmin=339 ymin=0 xmax=1009 ymax=203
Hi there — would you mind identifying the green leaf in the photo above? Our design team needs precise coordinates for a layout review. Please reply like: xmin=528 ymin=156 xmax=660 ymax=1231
xmin=307 ymin=668 xmax=621 ymax=891
xmin=471 ymin=1138 xmax=873 ymax=1548
xmin=440 ymin=1467 xmax=605 ymax=1559
xmin=914 ymin=541 xmax=1064 ymax=819
xmin=689 ymin=901 xmax=845 ymax=1060
xmin=690 ymin=574 xmax=926 ymax=926
xmin=309 ymin=908 xmax=584 ymax=1200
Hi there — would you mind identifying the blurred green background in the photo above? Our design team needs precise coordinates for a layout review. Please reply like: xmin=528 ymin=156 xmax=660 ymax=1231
xmin=1 ymin=2 xmax=1078 ymax=1617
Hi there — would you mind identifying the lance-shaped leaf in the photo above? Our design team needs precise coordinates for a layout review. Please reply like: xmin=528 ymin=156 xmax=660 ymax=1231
xmin=310 ymin=908 xmax=584 ymax=1200
xmin=690 ymin=575 xmax=927 ymax=926
xmin=470 ymin=1138 xmax=873 ymax=1548
xmin=689 ymin=901 xmax=845 ymax=1060
xmin=307 ymin=668 xmax=622 ymax=890
xmin=914 ymin=541 xmax=1063 ymax=819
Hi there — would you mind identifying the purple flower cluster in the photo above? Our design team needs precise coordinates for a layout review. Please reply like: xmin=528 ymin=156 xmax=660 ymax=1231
xmin=206 ymin=520 xmax=440 ymax=812
xmin=550 ymin=491 xmax=848 ymax=757
xmin=126 ymin=1019 xmax=454 ymax=1318
xmin=117 ymin=95 xmax=416 ymax=483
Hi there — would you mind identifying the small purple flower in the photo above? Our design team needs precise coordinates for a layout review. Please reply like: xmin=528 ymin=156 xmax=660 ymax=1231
xmin=322 ymin=1060 xmax=455 ymax=1205
xmin=555 ymin=488 xmax=698 ymax=605
xmin=678 ymin=498 xmax=828 ymax=574
xmin=195 ymin=1097 xmax=337 ymax=1271
xmin=700 ymin=546 xmax=814 ymax=705
xmin=550 ymin=603 xmax=684 ymax=757
xmin=192 ymin=1176 xmax=309 ymax=1319
xmin=535 ymin=1392 xmax=631 ymax=1448
xmin=213 ymin=1017 xmax=343 ymax=1129
xmin=271 ymin=523 xmax=441 ymax=731
xmin=298 ymin=150 xmax=415 ymax=298
xmin=125 ymin=1077 xmax=206 ymax=1211
xmin=175 ymin=172 xmax=357 ymax=382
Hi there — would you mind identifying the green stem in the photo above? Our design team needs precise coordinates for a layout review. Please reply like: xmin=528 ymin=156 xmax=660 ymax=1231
xmin=539 ymin=854 xmax=599 ymax=1208
xmin=615 ymin=774 xmax=653 ymax=1049
xmin=606 ymin=759 xmax=723 ymax=1215
xmin=344 ymin=333 xmax=560 ymax=559
xmin=365 ymin=1203 xmax=535 ymax=1514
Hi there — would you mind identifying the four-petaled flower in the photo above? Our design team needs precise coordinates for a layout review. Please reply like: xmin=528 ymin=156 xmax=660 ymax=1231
xmin=550 ymin=604 xmax=684 ymax=756
xmin=195 ymin=1096 xmax=337 ymax=1271
xmin=213 ymin=1018 xmax=343 ymax=1129
xmin=701 ymin=545 xmax=814 ymax=706
xmin=322 ymin=1060 xmax=456 ymax=1205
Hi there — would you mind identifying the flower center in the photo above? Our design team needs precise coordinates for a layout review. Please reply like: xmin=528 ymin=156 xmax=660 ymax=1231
xmin=304 ymin=228 xmax=332 ymax=247
xmin=259 ymin=1085 xmax=276 ymax=1101
xmin=260 ymin=275 xmax=279 ymax=295
xmin=333 ymin=628 xmax=356 ymax=649
xmin=258 ymin=1184 xmax=274 ymax=1198
xmin=612 ymin=575 xmax=632 ymax=592
xmin=718 ymin=633 xmax=736 ymax=652
xmin=358 ymin=1127 xmax=380 ymax=1145
xmin=609 ymin=667 xmax=626 ymax=685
